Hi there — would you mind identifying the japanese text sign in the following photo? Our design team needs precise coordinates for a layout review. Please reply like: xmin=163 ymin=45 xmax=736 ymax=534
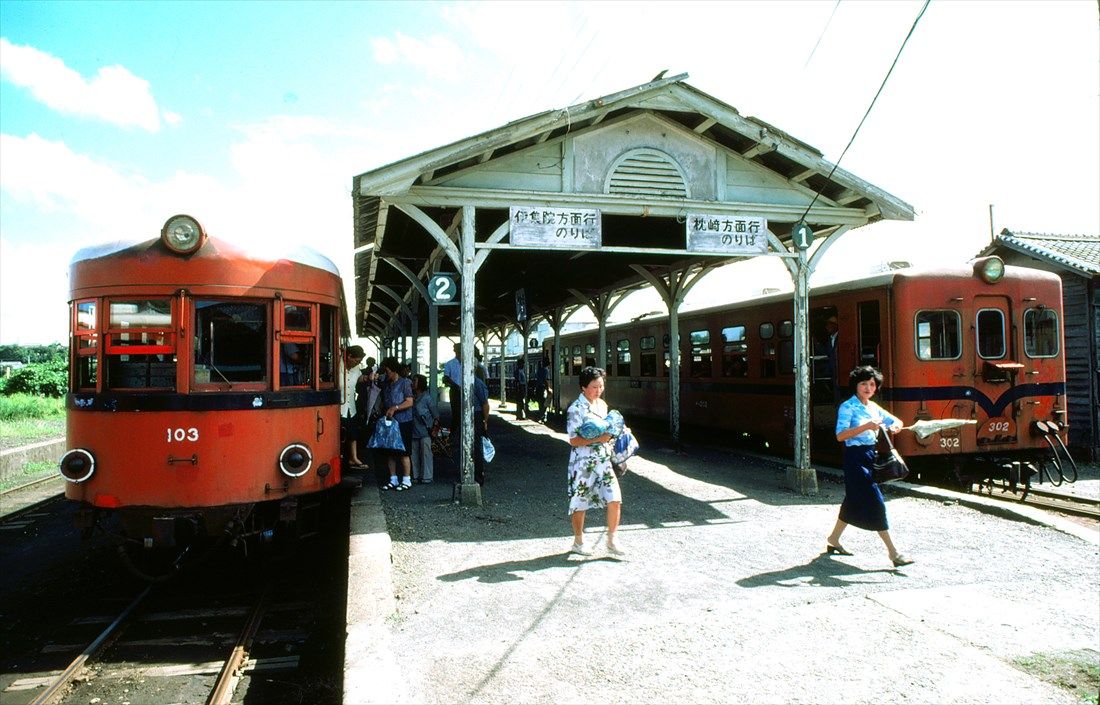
xmin=685 ymin=214 xmax=768 ymax=255
xmin=510 ymin=206 xmax=602 ymax=249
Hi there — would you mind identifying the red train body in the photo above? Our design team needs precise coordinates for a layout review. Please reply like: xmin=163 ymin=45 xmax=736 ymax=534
xmin=61 ymin=216 xmax=346 ymax=552
xmin=553 ymin=258 xmax=1069 ymax=483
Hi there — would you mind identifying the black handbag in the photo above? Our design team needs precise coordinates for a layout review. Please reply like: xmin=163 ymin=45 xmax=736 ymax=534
xmin=612 ymin=460 xmax=629 ymax=478
xmin=872 ymin=429 xmax=909 ymax=483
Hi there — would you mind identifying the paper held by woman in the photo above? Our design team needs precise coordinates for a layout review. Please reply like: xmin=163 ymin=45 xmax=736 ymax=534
xmin=903 ymin=419 xmax=978 ymax=439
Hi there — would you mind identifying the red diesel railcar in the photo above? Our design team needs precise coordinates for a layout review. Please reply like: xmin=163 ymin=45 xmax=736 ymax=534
xmin=553 ymin=257 xmax=1071 ymax=485
xmin=60 ymin=215 xmax=347 ymax=568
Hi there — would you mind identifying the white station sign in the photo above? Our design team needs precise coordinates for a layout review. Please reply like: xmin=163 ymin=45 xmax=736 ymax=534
xmin=685 ymin=214 xmax=768 ymax=255
xmin=510 ymin=206 xmax=602 ymax=249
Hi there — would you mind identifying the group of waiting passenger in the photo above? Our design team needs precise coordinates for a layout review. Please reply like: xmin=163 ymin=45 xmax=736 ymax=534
xmin=340 ymin=347 xmax=439 ymax=491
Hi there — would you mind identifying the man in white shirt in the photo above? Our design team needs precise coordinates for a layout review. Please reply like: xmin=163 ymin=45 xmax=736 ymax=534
xmin=443 ymin=344 xmax=462 ymax=448
xmin=341 ymin=345 xmax=366 ymax=469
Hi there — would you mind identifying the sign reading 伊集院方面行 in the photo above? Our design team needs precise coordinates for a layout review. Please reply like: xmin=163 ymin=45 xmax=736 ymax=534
xmin=685 ymin=214 xmax=768 ymax=255
xmin=510 ymin=206 xmax=601 ymax=249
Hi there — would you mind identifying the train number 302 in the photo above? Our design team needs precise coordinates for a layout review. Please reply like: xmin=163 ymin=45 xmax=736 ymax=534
xmin=166 ymin=427 xmax=199 ymax=442
xmin=939 ymin=437 xmax=960 ymax=449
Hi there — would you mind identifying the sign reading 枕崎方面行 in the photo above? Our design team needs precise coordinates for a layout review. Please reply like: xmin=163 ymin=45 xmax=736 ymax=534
xmin=685 ymin=214 xmax=768 ymax=255
xmin=510 ymin=206 xmax=601 ymax=249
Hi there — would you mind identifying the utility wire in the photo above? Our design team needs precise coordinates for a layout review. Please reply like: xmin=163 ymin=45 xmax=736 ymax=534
xmin=798 ymin=0 xmax=931 ymax=222
xmin=804 ymin=0 xmax=842 ymax=69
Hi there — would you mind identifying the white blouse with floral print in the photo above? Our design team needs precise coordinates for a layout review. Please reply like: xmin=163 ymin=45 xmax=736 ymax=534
xmin=566 ymin=393 xmax=622 ymax=515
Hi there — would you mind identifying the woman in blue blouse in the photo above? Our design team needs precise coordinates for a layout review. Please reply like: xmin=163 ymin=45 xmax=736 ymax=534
xmin=826 ymin=365 xmax=914 ymax=567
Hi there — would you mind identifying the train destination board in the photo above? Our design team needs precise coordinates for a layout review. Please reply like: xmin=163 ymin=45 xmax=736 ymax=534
xmin=509 ymin=206 xmax=602 ymax=249
xmin=685 ymin=214 xmax=768 ymax=255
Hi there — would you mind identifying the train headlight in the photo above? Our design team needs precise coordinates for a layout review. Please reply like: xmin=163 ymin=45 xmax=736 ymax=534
xmin=59 ymin=449 xmax=96 ymax=483
xmin=160 ymin=214 xmax=206 ymax=255
xmin=973 ymin=256 xmax=1005 ymax=284
xmin=278 ymin=443 xmax=313 ymax=478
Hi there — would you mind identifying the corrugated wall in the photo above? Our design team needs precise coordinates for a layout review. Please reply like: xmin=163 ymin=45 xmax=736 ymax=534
xmin=1061 ymin=274 xmax=1099 ymax=459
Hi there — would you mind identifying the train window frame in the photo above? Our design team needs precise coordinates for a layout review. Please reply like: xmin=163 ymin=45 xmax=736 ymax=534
xmin=571 ymin=345 xmax=583 ymax=375
xmin=975 ymin=308 xmax=1006 ymax=360
xmin=914 ymin=309 xmax=962 ymax=361
xmin=688 ymin=329 xmax=712 ymax=378
xmin=721 ymin=325 xmax=748 ymax=378
xmin=605 ymin=343 xmax=614 ymax=376
xmin=759 ymin=322 xmax=774 ymax=340
xmin=192 ymin=298 xmax=270 ymax=391
xmin=72 ymin=299 xmax=99 ymax=391
xmin=584 ymin=343 xmax=596 ymax=369
xmin=318 ymin=304 xmax=337 ymax=386
xmin=778 ymin=320 xmax=794 ymax=338
xmin=1023 ymin=307 xmax=1059 ymax=358
xmin=616 ymin=338 xmax=631 ymax=377
xmin=104 ymin=298 xmax=177 ymax=391
xmin=279 ymin=301 xmax=316 ymax=389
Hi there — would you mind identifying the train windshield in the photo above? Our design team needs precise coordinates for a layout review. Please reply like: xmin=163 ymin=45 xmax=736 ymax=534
xmin=106 ymin=299 xmax=175 ymax=390
xmin=1024 ymin=308 xmax=1059 ymax=358
xmin=193 ymin=300 xmax=267 ymax=385
xmin=915 ymin=310 xmax=961 ymax=360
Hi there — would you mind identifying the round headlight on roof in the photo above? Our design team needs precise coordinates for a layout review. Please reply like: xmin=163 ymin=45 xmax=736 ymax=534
xmin=161 ymin=214 xmax=206 ymax=255
xmin=973 ymin=256 xmax=1005 ymax=284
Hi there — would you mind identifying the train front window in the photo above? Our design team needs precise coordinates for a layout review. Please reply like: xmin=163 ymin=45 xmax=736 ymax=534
xmin=318 ymin=305 xmax=336 ymax=384
xmin=72 ymin=299 xmax=98 ymax=390
xmin=105 ymin=299 xmax=175 ymax=390
xmin=1024 ymin=308 xmax=1059 ymax=358
xmin=721 ymin=326 xmax=748 ymax=377
xmin=976 ymin=309 xmax=1006 ymax=359
xmin=193 ymin=300 xmax=267 ymax=385
xmin=279 ymin=301 xmax=315 ymax=388
xmin=915 ymin=310 xmax=961 ymax=360
xmin=689 ymin=329 xmax=711 ymax=378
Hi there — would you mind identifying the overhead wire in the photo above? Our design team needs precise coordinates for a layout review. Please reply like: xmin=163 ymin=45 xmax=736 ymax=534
xmin=804 ymin=0 xmax=842 ymax=69
xmin=798 ymin=0 xmax=931 ymax=223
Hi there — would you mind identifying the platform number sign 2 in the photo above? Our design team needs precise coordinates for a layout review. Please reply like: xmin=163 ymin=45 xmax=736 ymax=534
xmin=428 ymin=273 xmax=459 ymax=305
xmin=792 ymin=221 xmax=814 ymax=250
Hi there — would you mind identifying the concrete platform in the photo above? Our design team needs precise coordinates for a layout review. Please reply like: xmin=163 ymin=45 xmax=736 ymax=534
xmin=345 ymin=411 xmax=1099 ymax=704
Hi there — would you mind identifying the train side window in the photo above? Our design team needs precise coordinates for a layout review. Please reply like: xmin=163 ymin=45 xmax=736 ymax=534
xmin=721 ymin=325 xmax=748 ymax=377
xmin=193 ymin=300 xmax=268 ymax=386
xmin=72 ymin=299 xmax=99 ymax=390
xmin=639 ymin=336 xmax=657 ymax=376
xmin=759 ymin=322 xmax=774 ymax=340
xmin=105 ymin=299 xmax=176 ymax=390
xmin=975 ymin=309 xmax=1006 ymax=359
xmin=915 ymin=310 xmax=961 ymax=360
xmin=758 ymin=322 xmax=776 ymax=378
xmin=689 ymin=329 xmax=711 ymax=378
xmin=571 ymin=345 xmax=583 ymax=375
xmin=585 ymin=344 xmax=596 ymax=369
xmin=318 ymin=305 xmax=336 ymax=385
xmin=1024 ymin=308 xmax=1059 ymax=358
xmin=605 ymin=343 xmax=614 ymax=376
xmin=778 ymin=320 xmax=794 ymax=338
xmin=616 ymin=339 xmax=631 ymax=377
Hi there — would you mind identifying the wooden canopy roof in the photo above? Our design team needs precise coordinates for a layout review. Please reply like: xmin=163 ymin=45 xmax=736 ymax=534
xmin=351 ymin=73 xmax=915 ymax=339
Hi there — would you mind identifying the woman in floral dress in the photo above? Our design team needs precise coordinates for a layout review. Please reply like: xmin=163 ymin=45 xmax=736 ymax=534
xmin=566 ymin=366 xmax=624 ymax=557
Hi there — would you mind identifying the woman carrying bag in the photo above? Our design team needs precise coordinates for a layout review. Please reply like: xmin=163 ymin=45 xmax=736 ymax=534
xmin=826 ymin=365 xmax=914 ymax=567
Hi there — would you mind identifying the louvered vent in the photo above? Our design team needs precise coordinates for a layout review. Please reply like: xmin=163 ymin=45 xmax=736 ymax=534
xmin=605 ymin=149 xmax=689 ymax=198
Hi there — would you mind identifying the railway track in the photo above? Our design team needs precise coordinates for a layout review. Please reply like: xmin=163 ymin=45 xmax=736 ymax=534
xmin=973 ymin=481 xmax=1100 ymax=521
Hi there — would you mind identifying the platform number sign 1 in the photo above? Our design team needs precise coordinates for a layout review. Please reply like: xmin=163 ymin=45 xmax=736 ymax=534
xmin=428 ymin=273 xmax=459 ymax=305
xmin=792 ymin=221 xmax=814 ymax=250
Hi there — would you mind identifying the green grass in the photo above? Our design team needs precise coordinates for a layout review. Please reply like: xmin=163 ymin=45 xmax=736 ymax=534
xmin=0 ymin=393 xmax=64 ymax=421
xmin=0 ymin=461 xmax=56 ymax=492
xmin=1014 ymin=650 xmax=1100 ymax=705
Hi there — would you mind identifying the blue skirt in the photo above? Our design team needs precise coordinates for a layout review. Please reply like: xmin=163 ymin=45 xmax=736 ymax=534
xmin=839 ymin=445 xmax=888 ymax=532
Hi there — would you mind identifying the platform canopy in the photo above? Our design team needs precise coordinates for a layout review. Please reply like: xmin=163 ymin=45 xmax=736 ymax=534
xmin=352 ymin=73 xmax=915 ymax=340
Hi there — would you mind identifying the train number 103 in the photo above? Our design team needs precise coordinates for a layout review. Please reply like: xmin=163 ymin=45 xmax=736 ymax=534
xmin=166 ymin=427 xmax=199 ymax=442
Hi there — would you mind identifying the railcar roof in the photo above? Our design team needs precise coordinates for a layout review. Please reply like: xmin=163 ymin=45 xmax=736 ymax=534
xmin=70 ymin=237 xmax=341 ymax=277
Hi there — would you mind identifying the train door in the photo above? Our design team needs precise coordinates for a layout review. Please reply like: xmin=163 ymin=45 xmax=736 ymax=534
xmin=972 ymin=293 xmax=1020 ymax=446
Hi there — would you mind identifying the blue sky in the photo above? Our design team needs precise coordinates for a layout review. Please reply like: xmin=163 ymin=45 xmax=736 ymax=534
xmin=2 ymin=0 xmax=1098 ymax=345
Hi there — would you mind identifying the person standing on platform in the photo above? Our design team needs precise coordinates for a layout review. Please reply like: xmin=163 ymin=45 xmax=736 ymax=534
xmin=341 ymin=345 xmax=367 ymax=470
xmin=410 ymin=374 xmax=438 ymax=484
xmin=827 ymin=365 xmax=914 ymax=567
xmin=565 ymin=366 xmax=624 ymax=558
xmin=379 ymin=356 xmax=415 ymax=491
xmin=536 ymin=353 xmax=551 ymax=422
xmin=514 ymin=355 xmax=528 ymax=419
xmin=471 ymin=366 xmax=491 ymax=485
xmin=444 ymin=344 xmax=462 ymax=442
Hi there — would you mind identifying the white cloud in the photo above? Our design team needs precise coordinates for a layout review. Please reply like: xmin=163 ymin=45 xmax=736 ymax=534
xmin=368 ymin=31 xmax=467 ymax=82
xmin=0 ymin=38 xmax=166 ymax=131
